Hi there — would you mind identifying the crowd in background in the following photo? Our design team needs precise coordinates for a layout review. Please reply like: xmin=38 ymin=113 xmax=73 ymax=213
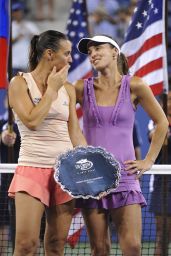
xmin=6 ymin=0 xmax=136 ymax=76
xmin=2 ymin=0 xmax=170 ymax=82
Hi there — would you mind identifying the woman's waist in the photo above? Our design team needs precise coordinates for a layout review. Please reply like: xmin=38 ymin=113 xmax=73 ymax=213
xmin=85 ymin=140 xmax=135 ymax=165
xmin=84 ymin=126 xmax=134 ymax=144
xmin=20 ymin=129 xmax=71 ymax=142
xmin=20 ymin=139 xmax=73 ymax=153
xmin=17 ymin=118 xmax=69 ymax=136
xmin=18 ymin=141 xmax=73 ymax=167
xmin=114 ymin=179 xmax=141 ymax=192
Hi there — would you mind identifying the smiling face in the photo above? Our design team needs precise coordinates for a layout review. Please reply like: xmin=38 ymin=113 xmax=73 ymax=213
xmin=87 ymin=42 xmax=118 ymax=71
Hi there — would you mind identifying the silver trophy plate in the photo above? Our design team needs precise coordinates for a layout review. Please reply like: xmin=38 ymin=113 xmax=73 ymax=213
xmin=54 ymin=146 xmax=121 ymax=199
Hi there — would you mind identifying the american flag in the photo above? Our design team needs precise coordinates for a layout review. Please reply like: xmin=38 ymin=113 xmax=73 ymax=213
xmin=66 ymin=0 xmax=92 ymax=83
xmin=65 ymin=0 xmax=92 ymax=248
xmin=0 ymin=0 xmax=10 ymax=88
xmin=121 ymin=0 xmax=168 ymax=95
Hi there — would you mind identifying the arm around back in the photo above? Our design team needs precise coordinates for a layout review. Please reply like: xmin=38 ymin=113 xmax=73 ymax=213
xmin=65 ymin=82 xmax=87 ymax=147
xmin=74 ymin=79 xmax=84 ymax=105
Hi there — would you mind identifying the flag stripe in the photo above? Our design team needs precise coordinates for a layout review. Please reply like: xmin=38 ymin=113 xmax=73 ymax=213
xmin=142 ymin=68 xmax=164 ymax=86
xmin=67 ymin=229 xmax=82 ymax=249
xmin=76 ymin=106 xmax=83 ymax=118
xmin=129 ymin=44 xmax=163 ymax=74
xmin=0 ymin=0 xmax=10 ymax=89
xmin=151 ymin=82 xmax=163 ymax=95
xmin=0 ymin=38 xmax=8 ymax=88
xmin=68 ymin=212 xmax=85 ymax=236
xmin=68 ymin=57 xmax=91 ymax=83
xmin=134 ymin=58 xmax=162 ymax=77
xmin=127 ymin=33 xmax=162 ymax=67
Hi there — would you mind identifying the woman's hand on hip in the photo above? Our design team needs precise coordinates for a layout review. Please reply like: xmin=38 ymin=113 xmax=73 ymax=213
xmin=124 ymin=159 xmax=154 ymax=179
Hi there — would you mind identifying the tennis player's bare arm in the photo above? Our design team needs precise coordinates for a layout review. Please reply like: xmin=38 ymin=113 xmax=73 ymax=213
xmin=9 ymin=65 xmax=69 ymax=130
xmin=65 ymin=82 xmax=87 ymax=147
xmin=125 ymin=76 xmax=168 ymax=178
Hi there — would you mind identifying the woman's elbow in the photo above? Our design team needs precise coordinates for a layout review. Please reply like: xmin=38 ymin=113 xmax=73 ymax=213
xmin=160 ymin=117 xmax=169 ymax=134
xmin=164 ymin=118 xmax=169 ymax=131
xmin=23 ymin=119 xmax=39 ymax=131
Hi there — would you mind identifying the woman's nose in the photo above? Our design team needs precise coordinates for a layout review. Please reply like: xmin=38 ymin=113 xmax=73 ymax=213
xmin=90 ymin=50 xmax=97 ymax=60
xmin=68 ymin=55 xmax=72 ymax=63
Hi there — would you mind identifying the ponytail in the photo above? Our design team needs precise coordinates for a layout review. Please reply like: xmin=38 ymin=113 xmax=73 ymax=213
xmin=117 ymin=53 xmax=129 ymax=75
xmin=28 ymin=30 xmax=68 ymax=71
xmin=29 ymin=35 xmax=39 ymax=71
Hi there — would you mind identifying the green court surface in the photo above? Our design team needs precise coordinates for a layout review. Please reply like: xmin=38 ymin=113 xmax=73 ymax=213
xmin=3 ymin=242 xmax=171 ymax=255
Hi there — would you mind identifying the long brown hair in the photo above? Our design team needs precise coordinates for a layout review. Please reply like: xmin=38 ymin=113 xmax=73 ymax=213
xmin=29 ymin=30 xmax=68 ymax=71
xmin=117 ymin=52 xmax=129 ymax=75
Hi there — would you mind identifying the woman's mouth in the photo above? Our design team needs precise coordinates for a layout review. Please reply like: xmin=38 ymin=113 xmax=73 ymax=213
xmin=93 ymin=59 xmax=100 ymax=65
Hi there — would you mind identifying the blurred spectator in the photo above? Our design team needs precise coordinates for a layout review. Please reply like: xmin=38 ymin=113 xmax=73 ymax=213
xmin=115 ymin=1 xmax=138 ymax=44
xmin=12 ymin=1 xmax=39 ymax=76
xmin=12 ymin=0 xmax=30 ymax=15
xmin=35 ymin=0 xmax=55 ymax=21
xmin=86 ymin=0 xmax=119 ymax=16
xmin=88 ymin=7 xmax=117 ymax=38
xmin=116 ymin=7 xmax=132 ymax=44
xmin=87 ymin=1 xmax=138 ymax=45
xmin=129 ymin=0 xmax=138 ymax=15
xmin=0 ymin=98 xmax=20 ymax=253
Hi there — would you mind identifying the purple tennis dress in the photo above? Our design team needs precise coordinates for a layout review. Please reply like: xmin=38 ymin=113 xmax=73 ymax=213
xmin=76 ymin=75 xmax=147 ymax=209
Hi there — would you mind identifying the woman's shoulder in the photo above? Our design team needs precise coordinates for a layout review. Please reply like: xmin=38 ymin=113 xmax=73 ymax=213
xmin=130 ymin=75 xmax=145 ymax=86
xmin=130 ymin=75 xmax=149 ymax=93
xmin=64 ymin=82 xmax=76 ymax=99
xmin=9 ymin=75 xmax=28 ymax=109
xmin=9 ymin=74 xmax=27 ymax=91
xmin=129 ymin=76 xmax=158 ymax=108
xmin=74 ymin=79 xmax=84 ymax=91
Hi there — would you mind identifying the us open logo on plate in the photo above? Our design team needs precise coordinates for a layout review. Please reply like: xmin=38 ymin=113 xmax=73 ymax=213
xmin=75 ymin=159 xmax=93 ymax=171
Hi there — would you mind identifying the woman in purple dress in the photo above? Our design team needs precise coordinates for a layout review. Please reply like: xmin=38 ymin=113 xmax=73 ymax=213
xmin=75 ymin=35 xmax=168 ymax=256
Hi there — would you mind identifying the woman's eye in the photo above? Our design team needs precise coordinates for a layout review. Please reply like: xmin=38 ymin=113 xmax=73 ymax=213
xmin=65 ymin=52 xmax=70 ymax=56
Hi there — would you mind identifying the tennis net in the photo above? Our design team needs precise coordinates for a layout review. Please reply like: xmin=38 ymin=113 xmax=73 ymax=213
xmin=0 ymin=164 xmax=171 ymax=255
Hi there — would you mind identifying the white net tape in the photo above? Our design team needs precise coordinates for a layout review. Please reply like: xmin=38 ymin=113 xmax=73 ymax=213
xmin=0 ymin=164 xmax=170 ymax=174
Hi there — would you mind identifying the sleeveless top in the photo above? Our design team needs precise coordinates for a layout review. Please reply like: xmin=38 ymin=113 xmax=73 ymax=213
xmin=13 ymin=72 xmax=73 ymax=168
xmin=82 ymin=75 xmax=141 ymax=191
